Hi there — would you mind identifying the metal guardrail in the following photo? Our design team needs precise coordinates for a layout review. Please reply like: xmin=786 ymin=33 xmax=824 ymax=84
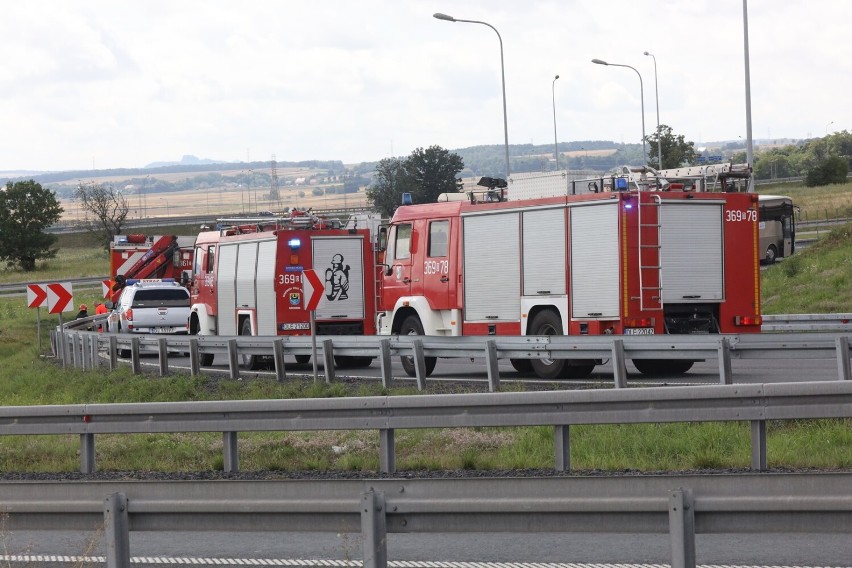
xmin=4 ymin=379 xmax=851 ymax=475
xmin=762 ymin=313 xmax=852 ymax=331
xmin=54 ymin=319 xmax=852 ymax=386
xmin=2 ymin=384 xmax=851 ymax=568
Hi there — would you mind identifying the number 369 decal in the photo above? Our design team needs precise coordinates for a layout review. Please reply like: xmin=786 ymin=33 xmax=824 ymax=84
xmin=424 ymin=260 xmax=449 ymax=275
xmin=725 ymin=209 xmax=757 ymax=222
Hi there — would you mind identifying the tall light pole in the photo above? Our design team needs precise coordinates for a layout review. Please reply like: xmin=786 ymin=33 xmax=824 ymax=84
xmin=552 ymin=74 xmax=560 ymax=170
xmin=742 ymin=0 xmax=755 ymax=192
xmin=434 ymin=12 xmax=510 ymax=179
xmin=643 ymin=51 xmax=662 ymax=169
xmin=592 ymin=58 xmax=647 ymax=166
xmin=826 ymin=121 xmax=834 ymax=135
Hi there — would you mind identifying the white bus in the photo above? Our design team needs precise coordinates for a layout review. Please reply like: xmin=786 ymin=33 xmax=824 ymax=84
xmin=758 ymin=195 xmax=796 ymax=263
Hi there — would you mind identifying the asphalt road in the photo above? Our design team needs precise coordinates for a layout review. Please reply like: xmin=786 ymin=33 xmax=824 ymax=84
xmin=2 ymin=529 xmax=849 ymax=567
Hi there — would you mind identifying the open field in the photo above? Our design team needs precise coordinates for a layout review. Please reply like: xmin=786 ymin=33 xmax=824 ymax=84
xmin=58 ymin=185 xmax=370 ymax=222
xmin=757 ymin=180 xmax=852 ymax=220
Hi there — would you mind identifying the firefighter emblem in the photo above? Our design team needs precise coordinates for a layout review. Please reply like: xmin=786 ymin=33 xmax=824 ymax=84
xmin=289 ymin=291 xmax=301 ymax=306
xmin=325 ymin=253 xmax=350 ymax=301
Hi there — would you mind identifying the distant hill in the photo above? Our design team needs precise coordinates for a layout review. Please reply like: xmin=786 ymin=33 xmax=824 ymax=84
xmin=144 ymin=155 xmax=227 ymax=168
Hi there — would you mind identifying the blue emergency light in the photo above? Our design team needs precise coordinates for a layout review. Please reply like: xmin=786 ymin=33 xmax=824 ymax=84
xmin=288 ymin=238 xmax=301 ymax=250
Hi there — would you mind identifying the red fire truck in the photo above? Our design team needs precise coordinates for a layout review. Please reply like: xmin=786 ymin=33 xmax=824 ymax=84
xmin=109 ymin=234 xmax=194 ymax=304
xmin=189 ymin=212 xmax=377 ymax=369
xmin=377 ymin=171 xmax=762 ymax=379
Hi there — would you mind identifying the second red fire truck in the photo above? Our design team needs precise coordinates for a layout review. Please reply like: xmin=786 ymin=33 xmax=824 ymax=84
xmin=188 ymin=212 xmax=377 ymax=369
xmin=376 ymin=170 xmax=762 ymax=379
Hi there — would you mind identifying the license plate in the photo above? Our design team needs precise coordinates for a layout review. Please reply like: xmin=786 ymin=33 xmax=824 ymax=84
xmin=624 ymin=328 xmax=655 ymax=335
xmin=280 ymin=322 xmax=310 ymax=331
xmin=153 ymin=327 xmax=174 ymax=334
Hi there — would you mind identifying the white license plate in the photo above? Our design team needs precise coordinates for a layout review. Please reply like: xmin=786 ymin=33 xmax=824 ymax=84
xmin=624 ymin=328 xmax=655 ymax=335
xmin=153 ymin=327 xmax=174 ymax=334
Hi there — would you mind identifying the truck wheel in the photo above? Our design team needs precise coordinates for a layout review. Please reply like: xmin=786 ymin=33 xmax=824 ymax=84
xmin=239 ymin=319 xmax=262 ymax=371
xmin=295 ymin=355 xmax=311 ymax=365
xmin=529 ymin=310 xmax=567 ymax=381
xmin=190 ymin=321 xmax=214 ymax=366
xmin=400 ymin=315 xmax=437 ymax=377
xmin=633 ymin=359 xmax=694 ymax=376
xmin=510 ymin=359 xmax=533 ymax=375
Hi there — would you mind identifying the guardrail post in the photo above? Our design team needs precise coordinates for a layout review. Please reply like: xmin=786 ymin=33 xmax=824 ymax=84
xmin=273 ymin=338 xmax=287 ymax=382
xmin=108 ymin=335 xmax=118 ymax=371
xmin=379 ymin=339 xmax=393 ymax=388
xmin=361 ymin=489 xmax=388 ymax=568
xmin=92 ymin=334 xmax=101 ymax=368
xmin=189 ymin=338 xmax=201 ymax=376
xmin=611 ymin=339 xmax=627 ymax=388
xmin=74 ymin=333 xmax=83 ymax=369
xmin=413 ymin=339 xmax=427 ymax=391
xmin=718 ymin=337 xmax=733 ymax=384
xmin=104 ymin=492 xmax=131 ymax=568
xmin=227 ymin=339 xmax=240 ymax=380
xmin=80 ymin=334 xmax=91 ymax=370
xmin=554 ymin=425 xmax=571 ymax=471
xmin=485 ymin=339 xmax=500 ymax=392
xmin=158 ymin=337 xmax=169 ymax=376
xmin=63 ymin=331 xmax=72 ymax=368
xmin=80 ymin=433 xmax=95 ymax=474
xmin=130 ymin=338 xmax=141 ymax=375
xmin=379 ymin=428 xmax=395 ymax=474
xmin=836 ymin=336 xmax=851 ymax=381
xmin=750 ymin=420 xmax=767 ymax=471
xmin=223 ymin=432 xmax=239 ymax=473
xmin=668 ymin=488 xmax=695 ymax=568
xmin=322 ymin=339 xmax=335 ymax=383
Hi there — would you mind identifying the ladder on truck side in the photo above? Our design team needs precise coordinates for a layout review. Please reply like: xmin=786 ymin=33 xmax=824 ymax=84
xmin=637 ymin=193 xmax=663 ymax=312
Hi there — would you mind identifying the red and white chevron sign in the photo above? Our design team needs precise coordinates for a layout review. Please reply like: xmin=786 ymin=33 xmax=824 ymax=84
xmin=46 ymin=282 xmax=74 ymax=314
xmin=26 ymin=284 xmax=48 ymax=308
xmin=102 ymin=279 xmax=113 ymax=299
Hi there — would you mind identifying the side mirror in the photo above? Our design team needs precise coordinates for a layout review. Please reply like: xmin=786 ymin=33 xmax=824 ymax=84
xmin=105 ymin=301 xmax=114 ymax=310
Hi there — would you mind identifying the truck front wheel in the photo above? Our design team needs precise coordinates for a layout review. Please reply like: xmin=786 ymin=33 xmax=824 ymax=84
xmin=239 ymin=318 xmax=262 ymax=371
xmin=400 ymin=315 xmax=436 ymax=378
xmin=191 ymin=317 xmax=214 ymax=366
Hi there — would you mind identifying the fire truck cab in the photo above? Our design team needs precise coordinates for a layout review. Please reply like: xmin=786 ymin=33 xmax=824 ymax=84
xmin=377 ymin=173 xmax=762 ymax=380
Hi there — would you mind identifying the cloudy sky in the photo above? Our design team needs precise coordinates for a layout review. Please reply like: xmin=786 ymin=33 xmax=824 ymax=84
xmin=1 ymin=0 xmax=848 ymax=173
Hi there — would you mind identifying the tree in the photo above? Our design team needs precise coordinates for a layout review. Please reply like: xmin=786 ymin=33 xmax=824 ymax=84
xmin=0 ymin=180 xmax=63 ymax=271
xmin=75 ymin=183 xmax=130 ymax=249
xmin=366 ymin=146 xmax=464 ymax=218
xmin=366 ymin=157 xmax=414 ymax=218
xmin=405 ymin=146 xmax=464 ymax=204
xmin=805 ymin=156 xmax=849 ymax=187
xmin=644 ymin=125 xmax=697 ymax=169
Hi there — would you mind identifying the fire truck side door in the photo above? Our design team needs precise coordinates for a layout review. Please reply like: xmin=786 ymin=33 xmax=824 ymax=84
xmin=418 ymin=219 xmax=452 ymax=309
xmin=381 ymin=223 xmax=413 ymax=310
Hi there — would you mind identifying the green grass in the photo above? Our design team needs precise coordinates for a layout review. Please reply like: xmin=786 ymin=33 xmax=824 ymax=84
xmin=0 ymin=215 xmax=850 ymax=474
xmin=762 ymin=222 xmax=852 ymax=314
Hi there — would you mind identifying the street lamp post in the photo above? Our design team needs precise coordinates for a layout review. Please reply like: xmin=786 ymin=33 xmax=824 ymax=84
xmin=552 ymin=75 xmax=560 ymax=170
xmin=592 ymin=58 xmax=647 ymax=166
xmin=826 ymin=121 xmax=834 ymax=136
xmin=434 ymin=12 xmax=511 ymax=179
xmin=643 ymin=51 xmax=663 ymax=169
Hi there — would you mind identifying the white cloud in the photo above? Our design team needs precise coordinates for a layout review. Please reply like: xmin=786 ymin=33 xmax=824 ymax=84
xmin=0 ymin=0 xmax=849 ymax=171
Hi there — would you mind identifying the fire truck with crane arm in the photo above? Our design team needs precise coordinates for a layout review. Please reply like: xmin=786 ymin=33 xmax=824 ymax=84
xmin=108 ymin=234 xmax=194 ymax=304
xmin=376 ymin=168 xmax=762 ymax=379
xmin=188 ymin=211 xmax=377 ymax=369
